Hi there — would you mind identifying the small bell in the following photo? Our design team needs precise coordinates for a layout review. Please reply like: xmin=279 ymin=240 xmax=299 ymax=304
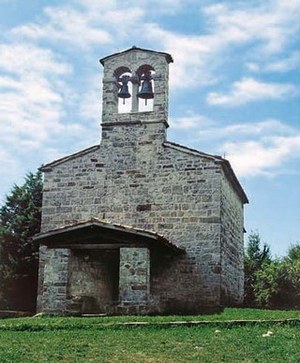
xmin=118 ymin=76 xmax=131 ymax=104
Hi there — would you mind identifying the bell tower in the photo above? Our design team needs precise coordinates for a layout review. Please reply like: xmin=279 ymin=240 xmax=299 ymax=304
xmin=99 ymin=46 xmax=173 ymax=143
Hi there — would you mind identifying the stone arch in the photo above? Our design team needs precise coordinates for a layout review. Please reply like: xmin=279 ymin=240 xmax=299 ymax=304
xmin=136 ymin=64 xmax=155 ymax=76
xmin=113 ymin=66 xmax=132 ymax=79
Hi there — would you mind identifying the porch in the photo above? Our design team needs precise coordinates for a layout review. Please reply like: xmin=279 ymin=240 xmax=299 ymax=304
xmin=33 ymin=218 xmax=184 ymax=315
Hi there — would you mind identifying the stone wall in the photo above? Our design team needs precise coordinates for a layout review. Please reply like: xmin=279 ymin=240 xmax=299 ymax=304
xmin=220 ymin=172 xmax=244 ymax=305
xmin=68 ymin=250 xmax=119 ymax=314
xmin=38 ymin=139 xmax=225 ymax=313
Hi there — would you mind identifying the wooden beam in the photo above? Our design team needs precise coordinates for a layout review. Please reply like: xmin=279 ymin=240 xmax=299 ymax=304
xmin=47 ymin=243 xmax=149 ymax=250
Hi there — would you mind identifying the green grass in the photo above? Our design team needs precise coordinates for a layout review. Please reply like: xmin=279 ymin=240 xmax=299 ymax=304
xmin=1 ymin=307 xmax=300 ymax=329
xmin=0 ymin=308 xmax=299 ymax=362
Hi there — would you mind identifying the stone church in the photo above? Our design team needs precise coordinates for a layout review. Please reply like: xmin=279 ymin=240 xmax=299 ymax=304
xmin=34 ymin=47 xmax=248 ymax=315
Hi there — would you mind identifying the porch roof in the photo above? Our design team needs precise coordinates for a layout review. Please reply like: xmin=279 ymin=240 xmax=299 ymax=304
xmin=33 ymin=218 xmax=185 ymax=254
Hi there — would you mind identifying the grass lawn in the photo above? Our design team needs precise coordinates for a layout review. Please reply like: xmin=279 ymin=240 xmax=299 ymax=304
xmin=0 ymin=308 xmax=299 ymax=363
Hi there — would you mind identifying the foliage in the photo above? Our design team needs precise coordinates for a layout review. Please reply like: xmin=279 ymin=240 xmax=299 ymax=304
xmin=254 ymin=244 xmax=300 ymax=308
xmin=285 ymin=244 xmax=300 ymax=262
xmin=244 ymin=232 xmax=271 ymax=306
xmin=254 ymin=246 xmax=300 ymax=308
xmin=254 ymin=260 xmax=283 ymax=307
xmin=0 ymin=171 xmax=42 ymax=311
xmin=244 ymin=232 xmax=300 ymax=309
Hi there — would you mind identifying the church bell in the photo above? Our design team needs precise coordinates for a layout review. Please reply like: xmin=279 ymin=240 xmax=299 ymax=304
xmin=137 ymin=72 xmax=154 ymax=105
xmin=118 ymin=76 xmax=131 ymax=104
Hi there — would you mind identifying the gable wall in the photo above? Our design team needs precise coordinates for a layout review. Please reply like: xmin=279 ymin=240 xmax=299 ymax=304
xmin=39 ymin=130 xmax=224 ymax=313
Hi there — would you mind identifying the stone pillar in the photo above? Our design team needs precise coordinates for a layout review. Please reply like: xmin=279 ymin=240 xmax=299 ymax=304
xmin=119 ymin=247 xmax=150 ymax=306
xmin=36 ymin=245 xmax=47 ymax=313
xmin=131 ymin=83 xmax=139 ymax=112
xmin=42 ymin=248 xmax=70 ymax=314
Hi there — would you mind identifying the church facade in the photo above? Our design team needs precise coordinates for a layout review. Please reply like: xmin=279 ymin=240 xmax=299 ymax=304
xmin=34 ymin=47 xmax=248 ymax=315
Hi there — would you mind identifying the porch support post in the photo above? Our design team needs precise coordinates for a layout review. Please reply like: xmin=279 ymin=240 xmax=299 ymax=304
xmin=42 ymin=248 xmax=70 ymax=314
xmin=119 ymin=247 xmax=150 ymax=306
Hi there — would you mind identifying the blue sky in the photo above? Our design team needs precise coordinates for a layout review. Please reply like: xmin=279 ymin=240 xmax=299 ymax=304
xmin=0 ymin=0 xmax=299 ymax=256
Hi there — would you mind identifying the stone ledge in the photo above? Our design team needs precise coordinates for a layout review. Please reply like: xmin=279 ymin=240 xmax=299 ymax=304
xmin=0 ymin=318 xmax=298 ymax=331
xmin=0 ymin=310 xmax=33 ymax=318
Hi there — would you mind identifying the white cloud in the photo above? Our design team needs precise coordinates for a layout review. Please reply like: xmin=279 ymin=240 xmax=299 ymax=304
xmin=171 ymin=114 xmax=296 ymax=140
xmin=10 ymin=3 xmax=146 ymax=49
xmin=207 ymin=78 xmax=297 ymax=106
xmin=170 ymin=114 xmax=212 ymax=129
xmin=79 ymin=77 xmax=102 ymax=122
xmin=11 ymin=6 xmax=112 ymax=48
xmin=204 ymin=1 xmax=300 ymax=54
xmin=0 ymin=42 xmax=80 ymax=151
xmin=199 ymin=119 xmax=294 ymax=140
xmin=224 ymin=135 xmax=300 ymax=177
xmin=222 ymin=119 xmax=294 ymax=135
xmin=246 ymin=51 xmax=300 ymax=74
xmin=245 ymin=63 xmax=260 ymax=73
xmin=0 ymin=43 xmax=71 ymax=75
xmin=265 ymin=51 xmax=300 ymax=73
xmin=0 ymin=149 xmax=22 ymax=203
xmin=76 ymin=0 xmax=187 ymax=15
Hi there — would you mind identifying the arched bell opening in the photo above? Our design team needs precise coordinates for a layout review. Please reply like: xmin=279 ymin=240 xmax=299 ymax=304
xmin=114 ymin=67 xmax=133 ymax=114
xmin=137 ymin=65 xmax=155 ymax=112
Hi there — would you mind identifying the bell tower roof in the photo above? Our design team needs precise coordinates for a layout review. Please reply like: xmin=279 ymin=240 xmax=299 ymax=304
xmin=99 ymin=46 xmax=173 ymax=66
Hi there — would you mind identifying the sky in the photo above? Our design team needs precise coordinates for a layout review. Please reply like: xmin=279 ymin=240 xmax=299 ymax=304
xmin=0 ymin=0 xmax=299 ymax=257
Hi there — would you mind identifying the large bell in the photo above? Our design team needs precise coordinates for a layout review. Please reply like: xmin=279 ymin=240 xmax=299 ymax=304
xmin=118 ymin=76 xmax=131 ymax=104
xmin=137 ymin=79 xmax=154 ymax=105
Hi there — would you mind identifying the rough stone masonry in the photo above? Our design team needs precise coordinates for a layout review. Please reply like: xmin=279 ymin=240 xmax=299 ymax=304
xmin=34 ymin=47 xmax=248 ymax=315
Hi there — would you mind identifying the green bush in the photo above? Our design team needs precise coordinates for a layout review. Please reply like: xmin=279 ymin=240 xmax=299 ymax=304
xmin=254 ymin=244 xmax=300 ymax=308
xmin=244 ymin=232 xmax=271 ymax=306
xmin=244 ymin=233 xmax=300 ymax=309
xmin=254 ymin=260 xmax=283 ymax=307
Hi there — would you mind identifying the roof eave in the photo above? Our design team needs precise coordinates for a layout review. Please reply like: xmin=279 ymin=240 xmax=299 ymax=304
xmin=100 ymin=46 xmax=174 ymax=66
xmin=220 ymin=160 xmax=249 ymax=204
xmin=33 ymin=218 xmax=185 ymax=254
xmin=40 ymin=145 xmax=100 ymax=172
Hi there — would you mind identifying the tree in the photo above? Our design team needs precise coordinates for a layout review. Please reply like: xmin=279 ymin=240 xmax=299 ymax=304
xmin=279 ymin=243 xmax=300 ymax=308
xmin=285 ymin=243 xmax=300 ymax=263
xmin=253 ymin=243 xmax=300 ymax=308
xmin=0 ymin=171 xmax=42 ymax=311
xmin=244 ymin=232 xmax=271 ymax=306
xmin=254 ymin=260 xmax=283 ymax=308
